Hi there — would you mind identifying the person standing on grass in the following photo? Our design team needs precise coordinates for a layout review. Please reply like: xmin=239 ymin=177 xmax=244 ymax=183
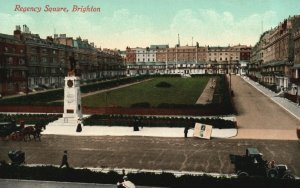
xmin=60 ymin=150 xmax=69 ymax=168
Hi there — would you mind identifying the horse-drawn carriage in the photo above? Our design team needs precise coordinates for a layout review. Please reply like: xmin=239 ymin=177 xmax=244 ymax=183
xmin=0 ymin=121 xmax=19 ymax=138
xmin=0 ymin=121 xmax=44 ymax=141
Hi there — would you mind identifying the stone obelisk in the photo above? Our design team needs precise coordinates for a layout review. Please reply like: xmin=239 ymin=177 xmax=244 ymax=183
xmin=62 ymin=56 xmax=82 ymax=125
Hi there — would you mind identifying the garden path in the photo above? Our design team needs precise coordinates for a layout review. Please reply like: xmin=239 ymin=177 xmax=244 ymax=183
xmin=195 ymin=78 xmax=216 ymax=104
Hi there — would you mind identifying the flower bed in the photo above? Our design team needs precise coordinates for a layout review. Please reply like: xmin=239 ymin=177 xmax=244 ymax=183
xmin=83 ymin=114 xmax=236 ymax=129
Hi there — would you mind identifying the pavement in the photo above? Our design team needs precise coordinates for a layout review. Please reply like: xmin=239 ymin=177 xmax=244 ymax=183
xmin=0 ymin=179 xmax=159 ymax=188
xmin=43 ymin=123 xmax=237 ymax=138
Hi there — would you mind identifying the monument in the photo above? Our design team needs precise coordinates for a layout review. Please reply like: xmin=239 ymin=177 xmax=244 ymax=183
xmin=62 ymin=56 xmax=82 ymax=125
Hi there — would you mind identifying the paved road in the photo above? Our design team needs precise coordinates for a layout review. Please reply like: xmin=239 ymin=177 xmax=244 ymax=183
xmin=0 ymin=179 xmax=116 ymax=188
xmin=0 ymin=179 xmax=158 ymax=188
xmin=1 ymin=136 xmax=299 ymax=176
xmin=230 ymin=75 xmax=300 ymax=130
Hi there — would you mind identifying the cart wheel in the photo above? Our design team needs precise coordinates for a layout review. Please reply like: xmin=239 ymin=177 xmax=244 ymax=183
xmin=282 ymin=172 xmax=295 ymax=179
xmin=267 ymin=168 xmax=278 ymax=178
xmin=237 ymin=171 xmax=249 ymax=177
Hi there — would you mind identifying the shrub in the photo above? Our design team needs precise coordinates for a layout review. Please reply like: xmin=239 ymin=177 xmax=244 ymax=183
xmin=83 ymin=114 xmax=237 ymax=129
xmin=155 ymin=81 xmax=172 ymax=88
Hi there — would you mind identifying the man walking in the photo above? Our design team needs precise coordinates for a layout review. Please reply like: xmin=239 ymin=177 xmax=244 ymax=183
xmin=60 ymin=150 xmax=69 ymax=168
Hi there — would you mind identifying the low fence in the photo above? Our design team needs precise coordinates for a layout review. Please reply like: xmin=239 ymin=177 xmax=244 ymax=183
xmin=0 ymin=105 xmax=63 ymax=113
xmin=0 ymin=105 xmax=230 ymax=116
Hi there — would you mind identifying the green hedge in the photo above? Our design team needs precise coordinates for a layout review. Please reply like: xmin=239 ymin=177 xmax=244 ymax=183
xmin=83 ymin=114 xmax=236 ymax=129
xmin=0 ymin=89 xmax=64 ymax=105
xmin=0 ymin=114 xmax=62 ymax=125
xmin=0 ymin=165 xmax=299 ymax=188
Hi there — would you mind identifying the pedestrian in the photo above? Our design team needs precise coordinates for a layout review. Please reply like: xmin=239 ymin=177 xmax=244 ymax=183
xmin=76 ymin=118 xmax=82 ymax=132
xmin=184 ymin=126 xmax=189 ymax=138
xmin=133 ymin=118 xmax=139 ymax=131
xmin=59 ymin=150 xmax=69 ymax=168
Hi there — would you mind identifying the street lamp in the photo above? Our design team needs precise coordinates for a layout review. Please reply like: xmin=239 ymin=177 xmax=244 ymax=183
xmin=293 ymin=86 xmax=299 ymax=105
xmin=229 ymin=73 xmax=231 ymax=91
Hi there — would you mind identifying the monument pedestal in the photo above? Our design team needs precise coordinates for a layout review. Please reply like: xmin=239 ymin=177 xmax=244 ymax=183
xmin=63 ymin=76 xmax=82 ymax=126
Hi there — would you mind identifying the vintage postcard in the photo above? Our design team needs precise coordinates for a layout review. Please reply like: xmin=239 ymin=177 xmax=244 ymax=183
xmin=0 ymin=0 xmax=300 ymax=187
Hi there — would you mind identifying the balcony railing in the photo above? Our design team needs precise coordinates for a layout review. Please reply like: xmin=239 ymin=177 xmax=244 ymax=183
xmin=10 ymin=76 xmax=27 ymax=81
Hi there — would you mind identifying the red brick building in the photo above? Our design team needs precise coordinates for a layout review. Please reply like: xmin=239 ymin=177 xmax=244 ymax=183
xmin=0 ymin=29 xmax=27 ymax=95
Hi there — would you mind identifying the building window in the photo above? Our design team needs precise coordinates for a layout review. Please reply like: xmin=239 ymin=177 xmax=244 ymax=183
xmin=19 ymin=58 xmax=25 ymax=65
xmin=7 ymin=57 xmax=15 ymax=64
xmin=41 ymin=57 xmax=47 ymax=63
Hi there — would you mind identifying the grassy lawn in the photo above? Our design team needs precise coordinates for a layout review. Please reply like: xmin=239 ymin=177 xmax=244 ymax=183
xmin=82 ymin=77 xmax=210 ymax=107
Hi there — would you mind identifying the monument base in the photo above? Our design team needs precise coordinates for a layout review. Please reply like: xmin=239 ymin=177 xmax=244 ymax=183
xmin=51 ymin=116 xmax=81 ymax=127
xmin=62 ymin=111 xmax=82 ymax=126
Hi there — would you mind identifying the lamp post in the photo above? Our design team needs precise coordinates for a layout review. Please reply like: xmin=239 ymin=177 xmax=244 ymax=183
xmin=294 ymin=86 xmax=299 ymax=105
xmin=229 ymin=73 xmax=231 ymax=91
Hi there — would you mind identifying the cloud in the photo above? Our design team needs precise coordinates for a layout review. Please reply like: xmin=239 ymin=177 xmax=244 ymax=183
xmin=0 ymin=8 xmax=279 ymax=50
xmin=163 ymin=9 xmax=278 ymax=47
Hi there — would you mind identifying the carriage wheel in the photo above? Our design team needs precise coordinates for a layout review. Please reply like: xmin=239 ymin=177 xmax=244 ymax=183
xmin=237 ymin=171 xmax=249 ymax=177
xmin=267 ymin=168 xmax=278 ymax=178
xmin=282 ymin=172 xmax=295 ymax=179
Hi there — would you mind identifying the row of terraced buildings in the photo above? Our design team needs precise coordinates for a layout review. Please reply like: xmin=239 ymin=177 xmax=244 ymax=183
xmin=249 ymin=15 xmax=300 ymax=96
xmin=125 ymin=44 xmax=251 ymax=76
xmin=0 ymin=25 xmax=125 ymax=95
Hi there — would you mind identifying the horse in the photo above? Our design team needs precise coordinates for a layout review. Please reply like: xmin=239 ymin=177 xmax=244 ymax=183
xmin=21 ymin=125 xmax=43 ymax=141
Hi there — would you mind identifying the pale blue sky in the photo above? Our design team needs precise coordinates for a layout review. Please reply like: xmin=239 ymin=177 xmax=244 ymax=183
xmin=0 ymin=0 xmax=299 ymax=49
